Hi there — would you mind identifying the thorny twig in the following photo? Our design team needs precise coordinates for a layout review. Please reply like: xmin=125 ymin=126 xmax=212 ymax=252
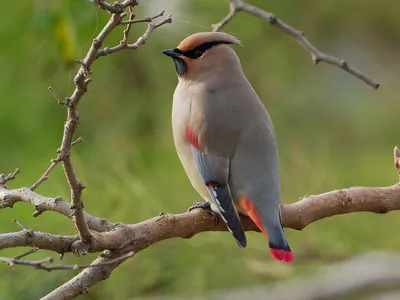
xmin=212 ymin=0 xmax=380 ymax=89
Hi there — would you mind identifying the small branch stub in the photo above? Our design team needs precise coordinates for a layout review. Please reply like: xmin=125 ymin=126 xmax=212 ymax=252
xmin=394 ymin=146 xmax=400 ymax=181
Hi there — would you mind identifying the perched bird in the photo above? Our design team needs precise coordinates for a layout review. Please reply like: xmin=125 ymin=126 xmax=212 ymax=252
xmin=162 ymin=32 xmax=293 ymax=263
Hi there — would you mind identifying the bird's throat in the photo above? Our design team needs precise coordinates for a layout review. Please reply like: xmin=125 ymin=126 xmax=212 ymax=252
xmin=172 ymin=57 xmax=187 ymax=77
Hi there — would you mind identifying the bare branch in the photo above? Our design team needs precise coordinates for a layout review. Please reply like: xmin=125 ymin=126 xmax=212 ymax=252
xmin=42 ymin=251 xmax=133 ymax=299
xmin=48 ymin=86 xmax=66 ymax=105
xmin=92 ymin=0 xmax=137 ymax=14
xmin=0 ymin=251 xmax=133 ymax=272
xmin=96 ymin=11 xmax=172 ymax=58
xmin=13 ymin=218 xmax=30 ymax=231
xmin=120 ymin=10 xmax=165 ymax=25
xmin=0 ymin=168 xmax=20 ymax=186
xmin=0 ymin=230 xmax=77 ymax=253
xmin=30 ymin=137 xmax=84 ymax=191
xmin=213 ymin=0 xmax=380 ymax=89
xmin=13 ymin=248 xmax=38 ymax=260
xmin=281 ymin=184 xmax=400 ymax=230
xmin=0 ymin=187 xmax=116 ymax=232
xmin=51 ymin=4 xmax=171 ymax=247
xmin=2 ymin=182 xmax=400 ymax=252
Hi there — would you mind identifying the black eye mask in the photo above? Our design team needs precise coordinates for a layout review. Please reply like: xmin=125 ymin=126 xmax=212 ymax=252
xmin=163 ymin=40 xmax=234 ymax=76
xmin=178 ymin=40 xmax=233 ymax=59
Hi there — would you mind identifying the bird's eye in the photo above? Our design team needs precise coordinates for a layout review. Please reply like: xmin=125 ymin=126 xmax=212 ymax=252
xmin=194 ymin=50 xmax=204 ymax=58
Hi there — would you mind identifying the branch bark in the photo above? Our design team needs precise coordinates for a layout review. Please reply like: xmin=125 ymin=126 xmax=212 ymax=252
xmin=2 ymin=183 xmax=400 ymax=254
xmin=41 ymin=251 xmax=133 ymax=300
xmin=213 ymin=0 xmax=380 ymax=89
xmin=0 ymin=187 xmax=116 ymax=232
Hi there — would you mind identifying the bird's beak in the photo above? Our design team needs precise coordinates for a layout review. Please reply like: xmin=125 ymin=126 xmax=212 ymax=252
xmin=162 ymin=48 xmax=183 ymax=59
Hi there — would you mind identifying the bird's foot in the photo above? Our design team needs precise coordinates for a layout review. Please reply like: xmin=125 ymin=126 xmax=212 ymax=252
xmin=187 ymin=201 xmax=219 ymax=225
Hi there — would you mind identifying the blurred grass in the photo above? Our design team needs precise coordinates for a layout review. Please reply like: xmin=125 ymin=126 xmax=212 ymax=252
xmin=0 ymin=0 xmax=399 ymax=299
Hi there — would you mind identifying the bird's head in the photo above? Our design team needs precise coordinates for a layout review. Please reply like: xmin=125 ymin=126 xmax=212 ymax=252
xmin=162 ymin=32 xmax=242 ymax=81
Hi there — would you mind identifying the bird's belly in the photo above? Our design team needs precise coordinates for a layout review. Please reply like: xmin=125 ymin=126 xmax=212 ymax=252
xmin=175 ymin=138 xmax=210 ymax=201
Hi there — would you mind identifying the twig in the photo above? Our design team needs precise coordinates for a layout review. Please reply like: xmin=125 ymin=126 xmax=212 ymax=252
xmin=212 ymin=0 xmax=380 ymax=89
xmin=71 ymin=137 xmax=84 ymax=147
xmin=96 ymin=11 xmax=172 ymax=58
xmin=42 ymin=251 xmax=133 ymax=299
xmin=92 ymin=0 xmax=137 ymax=14
xmin=13 ymin=218 xmax=30 ymax=231
xmin=120 ymin=10 xmax=166 ymax=25
xmin=0 ymin=168 xmax=20 ymax=186
xmin=48 ymin=86 xmax=66 ymax=105
xmin=30 ymin=137 xmax=84 ymax=191
xmin=0 ymin=187 xmax=116 ymax=232
xmin=121 ymin=6 xmax=135 ymax=45
xmin=394 ymin=146 xmax=400 ymax=181
xmin=0 ymin=251 xmax=133 ymax=272
xmin=13 ymin=248 xmax=38 ymax=260
xmin=125 ymin=15 xmax=172 ymax=50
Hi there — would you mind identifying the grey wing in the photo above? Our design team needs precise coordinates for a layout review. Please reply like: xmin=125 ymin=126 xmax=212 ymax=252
xmin=190 ymin=145 xmax=247 ymax=249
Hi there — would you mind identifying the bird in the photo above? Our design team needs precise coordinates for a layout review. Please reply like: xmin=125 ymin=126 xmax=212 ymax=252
xmin=162 ymin=32 xmax=293 ymax=263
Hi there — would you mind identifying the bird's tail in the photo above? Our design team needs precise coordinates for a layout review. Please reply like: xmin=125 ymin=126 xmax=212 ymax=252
xmin=239 ymin=197 xmax=293 ymax=263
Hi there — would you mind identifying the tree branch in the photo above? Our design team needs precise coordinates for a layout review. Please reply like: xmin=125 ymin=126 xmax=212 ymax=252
xmin=213 ymin=0 xmax=380 ymax=89
xmin=0 ymin=230 xmax=77 ymax=254
xmin=0 ymin=168 xmax=20 ymax=187
xmin=2 ymin=184 xmax=399 ymax=253
xmin=1 ymin=163 xmax=399 ymax=296
xmin=42 ymin=251 xmax=133 ymax=300
xmin=96 ymin=11 xmax=172 ymax=58
xmin=30 ymin=137 xmax=83 ymax=191
xmin=0 ymin=251 xmax=133 ymax=272
xmin=44 ymin=4 xmax=171 ymax=248
xmin=0 ymin=187 xmax=116 ymax=232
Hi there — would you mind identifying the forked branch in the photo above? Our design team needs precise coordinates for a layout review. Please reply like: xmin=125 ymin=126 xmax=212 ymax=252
xmin=213 ymin=0 xmax=380 ymax=89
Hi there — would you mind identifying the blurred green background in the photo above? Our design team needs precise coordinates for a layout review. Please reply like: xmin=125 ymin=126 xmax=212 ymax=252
xmin=0 ymin=0 xmax=399 ymax=299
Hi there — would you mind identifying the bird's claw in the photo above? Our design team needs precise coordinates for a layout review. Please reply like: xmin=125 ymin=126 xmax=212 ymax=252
xmin=187 ymin=201 xmax=211 ymax=212
xmin=187 ymin=201 xmax=219 ymax=226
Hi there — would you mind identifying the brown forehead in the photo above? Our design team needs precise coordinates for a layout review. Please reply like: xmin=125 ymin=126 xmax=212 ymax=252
xmin=177 ymin=33 xmax=216 ymax=52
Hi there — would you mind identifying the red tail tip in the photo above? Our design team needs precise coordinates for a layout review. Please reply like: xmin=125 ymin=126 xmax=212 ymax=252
xmin=270 ymin=248 xmax=293 ymax=263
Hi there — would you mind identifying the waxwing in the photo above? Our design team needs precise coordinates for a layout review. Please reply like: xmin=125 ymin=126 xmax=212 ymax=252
xmin=162 ymin=32 xmax=293 ymax=263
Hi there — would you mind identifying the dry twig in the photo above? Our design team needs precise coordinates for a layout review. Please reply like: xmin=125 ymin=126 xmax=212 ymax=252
xmin=213 ymin=0 xmax=380 ymax=89
xmin=0 ymin=168 xmax=19 ymax=187
xmin=96 ymin=10 xmax=172 ymax=58
xmin=0 ymin=251 xmax=133 ymax=272
xmin=30 ymin=137 xmax=84 ymax=191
